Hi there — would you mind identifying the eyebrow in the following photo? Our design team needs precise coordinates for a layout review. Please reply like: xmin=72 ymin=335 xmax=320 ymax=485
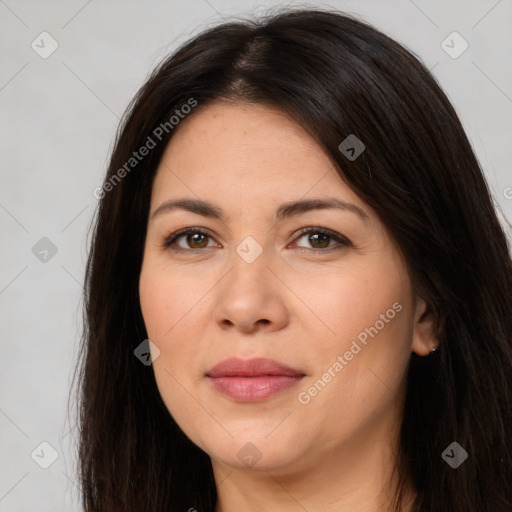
xmin=151 ymin=197 xmax=370 ymax=223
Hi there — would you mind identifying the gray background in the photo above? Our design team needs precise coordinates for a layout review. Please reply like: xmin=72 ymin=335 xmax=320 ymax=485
xmin=1 ymin=0 xmax=511 ymax=510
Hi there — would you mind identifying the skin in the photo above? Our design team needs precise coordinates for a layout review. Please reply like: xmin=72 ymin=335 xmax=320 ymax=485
xmin=139 ymin=101 xmax=438 ymax=512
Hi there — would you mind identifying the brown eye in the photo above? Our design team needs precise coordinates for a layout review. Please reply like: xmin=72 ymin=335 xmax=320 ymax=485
xmin=162 ymin=228 xmax=216 ymax=251
xmin=184 ymin=232 xmax=209 ymax=249
xmin=306 ymin=232 xmax=331 ymax=249
xmin=293 ymin=227 xmax=351 ymax=253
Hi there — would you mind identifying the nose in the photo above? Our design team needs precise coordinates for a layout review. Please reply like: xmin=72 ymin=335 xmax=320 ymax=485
xmin=213 ymin=247 xmax=289 ymax=334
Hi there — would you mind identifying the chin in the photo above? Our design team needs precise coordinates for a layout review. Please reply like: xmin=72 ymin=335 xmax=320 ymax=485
xmin=201 ymin=430 xmax=303 ymax=472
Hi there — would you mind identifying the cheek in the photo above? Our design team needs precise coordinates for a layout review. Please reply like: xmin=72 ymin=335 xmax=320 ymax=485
xmin=139 ymin=261 xmax=205 ymax=340
xmin=319 ymin=265 xmax=408 ymax=349
xmin=139 ymin=276 xmax=203 ymax=389
xmin=296 ymin=304 xmax=413 ymax=448
xmin=139 ymin=261 xmax=208 ymax=380
xmin=298 ymin=264 xmax=413 ymax=411
xmin=139 ymin=268 xmax=208 ymax=440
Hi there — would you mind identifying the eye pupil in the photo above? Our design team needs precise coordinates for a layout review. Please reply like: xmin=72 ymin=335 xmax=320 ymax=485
xmin=188 ymin=233 xmax=208 ymax=248
xmin=310 ymin=233 xmax=330 ymax=248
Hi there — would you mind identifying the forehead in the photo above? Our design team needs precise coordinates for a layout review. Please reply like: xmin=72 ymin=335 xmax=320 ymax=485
xmin=150 ymin=101 xmax=365 ymax=214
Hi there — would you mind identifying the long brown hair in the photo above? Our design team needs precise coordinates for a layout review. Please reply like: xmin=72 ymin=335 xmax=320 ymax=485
xmin=72 ymin=7 xmax=512 ymax=511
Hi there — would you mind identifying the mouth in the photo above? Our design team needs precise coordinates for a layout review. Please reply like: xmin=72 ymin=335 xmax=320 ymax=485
xmin=206 ymin=357 xmax=306 ymax=402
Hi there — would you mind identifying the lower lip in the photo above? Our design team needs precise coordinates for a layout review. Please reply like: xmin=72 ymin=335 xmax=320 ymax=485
xmin=208 ymin=375 xmax=303 ymax=402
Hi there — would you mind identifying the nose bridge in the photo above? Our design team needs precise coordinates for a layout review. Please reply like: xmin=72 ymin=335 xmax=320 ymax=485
xmin=213 ymin=236 xmax=289 ymax=332
xmin=227 ymin=235 xmax=271 ymax=297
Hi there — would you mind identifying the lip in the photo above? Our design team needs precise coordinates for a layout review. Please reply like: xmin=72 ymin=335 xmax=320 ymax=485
xmin=206 ymin=357 xmax=305 ymax=402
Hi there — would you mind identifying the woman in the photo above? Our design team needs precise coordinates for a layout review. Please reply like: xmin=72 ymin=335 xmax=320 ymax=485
xmin=74 ymin=7 xmax=512 ymax=512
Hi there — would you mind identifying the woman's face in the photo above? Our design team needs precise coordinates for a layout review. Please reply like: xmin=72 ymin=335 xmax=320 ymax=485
xmin=139 ymin=101 xmax=435 ymax=475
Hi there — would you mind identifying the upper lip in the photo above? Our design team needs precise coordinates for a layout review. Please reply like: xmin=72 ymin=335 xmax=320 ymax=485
xmin=206 ymin=357 xmax=305 ymax=378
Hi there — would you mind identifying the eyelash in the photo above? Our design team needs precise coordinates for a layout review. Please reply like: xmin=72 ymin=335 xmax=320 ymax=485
xmin=161 ymin=226 xmax=351 ymax=254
